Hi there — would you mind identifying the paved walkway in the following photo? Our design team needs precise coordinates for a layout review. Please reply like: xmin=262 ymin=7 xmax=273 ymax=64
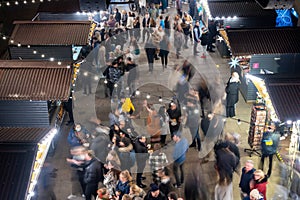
xmin=37 ymin=4 xmax=290 ymax=200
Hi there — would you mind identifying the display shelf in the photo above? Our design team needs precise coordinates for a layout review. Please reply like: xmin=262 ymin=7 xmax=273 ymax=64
xmin=245 ymin=103 xmax=267 ymax=156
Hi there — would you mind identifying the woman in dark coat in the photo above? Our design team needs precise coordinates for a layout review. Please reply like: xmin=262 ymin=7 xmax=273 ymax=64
xmin=159 ymin=35 xmax=170 ymax=70
xmin=145 ymin=38 xmax=157 ymax=73
xmin=225 ymin=72 xmax=240 ymax=117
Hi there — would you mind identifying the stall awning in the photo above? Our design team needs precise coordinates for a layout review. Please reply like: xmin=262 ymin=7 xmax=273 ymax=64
xmin=0 ymin=60 xmax=72 ymax=101
xmin=11 ymin=20 xmax=91 ymax=46
xmin=208 ymin=0 xmax=276 ymax=18
xmin=227 ymin=27 xmax=300 ymax=56
xmin=0 ymin=127 xmax=53 ymax=200
xmin=265 ymin=76 xmax=300 ymax=122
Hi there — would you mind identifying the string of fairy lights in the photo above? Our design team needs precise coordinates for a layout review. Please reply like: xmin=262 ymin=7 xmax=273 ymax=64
xmin=0 ymin=0 xmax=51 ymax=7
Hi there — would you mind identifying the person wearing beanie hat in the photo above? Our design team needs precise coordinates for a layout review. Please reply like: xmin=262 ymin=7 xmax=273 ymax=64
xmin=144 ymin=183 xmax=167 ymax=200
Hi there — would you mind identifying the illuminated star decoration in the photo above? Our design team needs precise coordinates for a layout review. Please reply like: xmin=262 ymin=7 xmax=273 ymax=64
xmin=217 ymin=36 xmax=224 ymax=42
xmin=228 ymin=57 xmax=240 ymax=69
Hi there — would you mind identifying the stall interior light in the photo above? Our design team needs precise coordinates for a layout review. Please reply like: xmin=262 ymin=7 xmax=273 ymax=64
xmin=287 ymin=120 xmax=293 ymax=125
xmin=27 ymin=128 xmax=58 ymax=200
xmin=146 ymin=94 xmax=151 ymax=99
xmin=233 ymin=16 xmax=237 ymax=19
xmin=135 ymin=89 xmax=140 ymax=95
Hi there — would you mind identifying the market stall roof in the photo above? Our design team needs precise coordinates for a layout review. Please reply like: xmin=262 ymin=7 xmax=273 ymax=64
xmin=0 ymin=127 xmax=52 ymax=200
xmin=0 ymin=60 xmax=72 ymax=101
xmin=38 ymin=0 xmax=80 ymax=13
xmin=11 ymin=21 xmax=91 ymax=46
xmin=265 ymin=76 xmax=300 ymax=122
xmin=227 ymin=27 xmax=300 ymax=56
xmin=208 ymin=0 xmax=276 ymax=18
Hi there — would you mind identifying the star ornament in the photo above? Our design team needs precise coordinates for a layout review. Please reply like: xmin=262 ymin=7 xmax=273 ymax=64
xmin=229 ymin=57 xmax=240 ymax=69
xmin=217 ymin=36 xmax=224 ymax=42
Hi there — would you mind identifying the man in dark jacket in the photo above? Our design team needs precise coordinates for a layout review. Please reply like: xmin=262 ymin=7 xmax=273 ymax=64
xmin=239 ymin=160 xmax=256 ymax=198
xmin=134 ymin=135 xmax=149 ymax=188
xmin=142 ymin=13 xmax=151 ymax=43
xmin=144 ymin=183 xmax=168 ymax=200
xmin=83 ymin=150 xmax=104 ymax=200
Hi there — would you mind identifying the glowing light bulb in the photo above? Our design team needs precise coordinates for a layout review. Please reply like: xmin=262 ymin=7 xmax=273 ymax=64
xmin=41 ymin=54 xmax=45 ymax=58
xmin=15 ymin=1 xmax=19 ymax=5
xmin=146 ymin=94 xmax=150 ymax=99
xmin=2 ymin=36 xmax=6 ymax=40
xmin=49 ymin=57 xmax=54 ymax=61
xmin=135 ymin=90 xmax=140 ymax=95
xmin=33 ymin=50 xmax=37 ymax=54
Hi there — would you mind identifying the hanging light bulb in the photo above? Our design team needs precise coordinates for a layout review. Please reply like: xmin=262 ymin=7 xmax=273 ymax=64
xmin=135 ymin=90 xmax=140 ymax=95
xmin=2 ymin=36 xmax=7 ymax=40
xmin=104 ymin=79 xmax=108 ymax=84
xmin=237 ymin=119 xmax=241 ymax=125
xmin=146 ymin=94 xmax=150 ymax=99
xmin=6 ymin=2 xmax=10 ymax=6
xmin=27 ymin=44 xmax=30 ymax=48
xmin=66 ymin=65 xmax=70 ymax=69
xmin=125 ymin=87 xmax=129 ymax=91
xmin=49 ymin=57 xmax=54 ymax=61
xmin=33 ymin=50 xmax=37 ymax=54
xmin=17 ymin=43 xmax=21 ymax=47
xmin=159 ymin=97 xmax=163 ymax=102
xmin=15 ymin=1 xmax=19 ymax=5
xmin=57 ymin=61 xmax=61 ymax=65
xmin=182 ymin=106 xmax=186 ymax=110
xmin=23 ymin=0 xmax=27 ymax=4
xmin=40 ymin=0 xmax=43 ymax=2
xmin=114 ymin=83 xmax=118 ymax=88
xmin=32 ymin=0 xmax=35 ymax=3
xmin=10 ymin=39 xmax=14 ymax=44
xmin=41 ymin=54 xmax=45 ymax=58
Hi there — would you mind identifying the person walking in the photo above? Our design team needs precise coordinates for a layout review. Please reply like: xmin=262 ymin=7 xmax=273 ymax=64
xmin=158 ymin=106 xmax=169 ymax=146
xmin=83 ymin=150 xmax=104 ymax=200
xmin=159 ymin=35 xmax=171 ymax=70
xmin=149 ymin=143 xmax=169 ymax=184
xmin=134 ymin=135 xmax=149 ymax=188
xmin=225 ymin=71 xmax=240 ymax=118
xmin=167 ymin=101 xmax=182 ymax=137
xmin=142 ymin=13 xmax=151 ymax=43
xmin=172 ymin=131 xmax=189 ymax=188
xmin=193 ymin=20 xmax=201 ymax=56
xmin=239 ymin=160 xmax=256 ymax=199
xmin=145 ymin=38 xmax=157 ymax=73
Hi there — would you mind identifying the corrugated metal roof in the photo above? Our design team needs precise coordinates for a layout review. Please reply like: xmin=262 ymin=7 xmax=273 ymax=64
xmin=0 ymin=61 xmax=72 ymax=101
xmin=265 ymin=76 xmax=300 ymax=121
xmin=11 ymin=21 xmax=91 ymax=45
xmin=0 ymin=144 xmax=37 ymax=200
xmin=38 ymin=0 xmax=80 ymax=13
xmin=227 ymin=28 xmax=300 ymax=56
xmin=208 ymin=0 xmax=277 ymax=18
xmin=0 ymin=127 xmax=51 ymax=143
